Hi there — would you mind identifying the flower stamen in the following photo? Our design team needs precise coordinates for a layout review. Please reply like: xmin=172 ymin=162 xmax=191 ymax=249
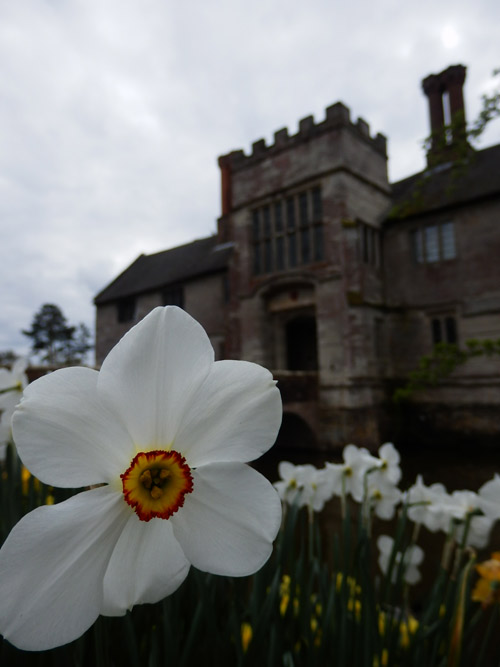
xmin=121 ymin=450 xmax=193 ymax=522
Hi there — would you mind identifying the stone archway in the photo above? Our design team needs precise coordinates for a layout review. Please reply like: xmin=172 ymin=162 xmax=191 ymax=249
xmin=263 ymin=281 xmax=318 ymax=371
xmin=274 ymin=411 xmax=318 ymax=451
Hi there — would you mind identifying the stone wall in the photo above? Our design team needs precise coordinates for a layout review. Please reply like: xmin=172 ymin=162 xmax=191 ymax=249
xmin=95 ymin=292 xmax=163 ymax=365
xmin=383 ymin=197 xmax=500 ymax=381
xmin=95 ymin=272 xmax=227 ymax=365
xmin=220 ymin=101 xmax=391 ymax=448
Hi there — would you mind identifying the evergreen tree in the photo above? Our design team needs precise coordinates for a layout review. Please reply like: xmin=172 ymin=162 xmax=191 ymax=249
xmin=59 ymin=323 xmax=93 ymax=365
xmin=0 ymin=350 xmax=17 ymax=366
xmin=22 ymin=304 xmax=92 ymax=366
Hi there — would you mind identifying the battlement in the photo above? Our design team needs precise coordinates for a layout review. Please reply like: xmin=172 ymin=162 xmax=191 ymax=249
xmin=218 ymin=102 xmax=387 ymax=171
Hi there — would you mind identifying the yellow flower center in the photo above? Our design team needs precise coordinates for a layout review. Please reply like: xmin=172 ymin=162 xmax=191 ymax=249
xmin=121 ymin=449 xmax=193 ymax=522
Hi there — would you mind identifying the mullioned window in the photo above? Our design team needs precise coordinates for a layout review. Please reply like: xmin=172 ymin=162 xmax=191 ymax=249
xmin=252 ymin=187 xmax=323 ymax=275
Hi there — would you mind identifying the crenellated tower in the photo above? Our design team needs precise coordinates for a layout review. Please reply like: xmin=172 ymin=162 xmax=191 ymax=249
xmin=217 ymin=101 xmax=391 ymax=448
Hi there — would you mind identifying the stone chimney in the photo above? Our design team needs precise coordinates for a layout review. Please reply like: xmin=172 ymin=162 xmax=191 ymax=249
xmin=422 ymin=64 xmax=468 ymax=166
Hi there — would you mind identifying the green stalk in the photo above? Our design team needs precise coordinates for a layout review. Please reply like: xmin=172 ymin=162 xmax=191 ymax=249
xmin=447 ymin=553 xmax=476 ymax=667
xmin=475 ymin=604 xmax=499 ymax=667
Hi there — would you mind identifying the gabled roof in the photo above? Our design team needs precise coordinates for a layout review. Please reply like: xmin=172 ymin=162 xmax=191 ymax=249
xmin=388 ymin=143 xmax=500 ymax=222
xmin=94 ymin=235 xmax=232 ymax=305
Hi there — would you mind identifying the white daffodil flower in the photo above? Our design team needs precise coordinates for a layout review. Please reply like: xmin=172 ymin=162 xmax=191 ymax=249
xmin=274 ymin=461 xmax=306 ymax=506
xmin=447 ymin=489 xmax=482 ymax=521
xmin=377 ymin=535 xmax=424 ymax=585
xmin=456 ymin=514 xmax=494 ymax=549
xmin=274 ymin=462 xmax=332 ymax=512
xmin=327 ymin=444 xmax=380 ymax=503
xmin=367 ymin=479 xmax=403 ymax=520
xmin=445 ymin=489 xmax=494 ymax=549
xmin=323 ymin=461 xmax=345 ymax=497
xmin=407 ymin=475 xmax=451 ymax=533
xmin=372 ymin=442 xmax=402 ymax=486
xmin=408 ymin=478 xmax=491 ymax=546
xmin=0 ymin=307 xmax=283 ymax=651
xmin=0 ymin=358 xmax=28 ymax=459
xmin=478 ymin=474 xmax=500 ymax=522
xmin=0 ymin=357 xmax=28 ymax=394
xmin=299 ymin=465 xmax=333 ymax=513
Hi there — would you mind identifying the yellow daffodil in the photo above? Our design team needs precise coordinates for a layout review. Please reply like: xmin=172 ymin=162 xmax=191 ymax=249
xmin=241 ymin=622 xmax=252 ymax=651
xmin=472 ymin=552 xmax=500 ymax=607
xmin=378 ymin=610 xmax=386 ymax=636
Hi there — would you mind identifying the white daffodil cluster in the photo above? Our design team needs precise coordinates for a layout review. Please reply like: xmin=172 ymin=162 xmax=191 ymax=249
xmin=275 ymin=443 xmax=500 ymax=587
xmin=0 ymin=358 xmax=28 ymax=460
xmin=274 ymin=461 xmax=333 ymax=513
xmin=274 ymin=442 xmax=403 ymax=520
xmin=407 ymin=474 xmax=500 ymax=549
xmin=0 ymin=306 xmax=283 ymax=651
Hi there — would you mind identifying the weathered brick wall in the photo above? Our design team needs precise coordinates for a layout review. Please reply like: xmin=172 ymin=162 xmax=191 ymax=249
xmin=95 ymin=292 xmax=162 ymax=365
xmin=184 ymin=273 xmax=227 ymax=359
xmin=383 ymin=197 xmax=500 ymax=380
xmin=221 ymin=103 xmax=391 ymax=446
xmin=95 ymin=273 xmax=227 ymax=365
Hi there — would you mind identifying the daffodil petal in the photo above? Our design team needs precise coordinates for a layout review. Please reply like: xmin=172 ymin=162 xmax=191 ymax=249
xmin=171 ymin=462 xmax=281 ymax=576
xmin=0 ymin=389 xmax=20 ymax=414
xmin=0 ymin=367 xmax=12 ymax=391
xmin=175 ymin=360 xmax=282 ymax=466
xmin=12 ymin=367 xmax=133 ymax=486
xmin=97 ymin=306 xmax=214 ymax=449
xmin=404 ymin=565 xmax=422 ymax=585
xmin=102 ymin=514 xmax=190 ymax=616
xmin=408 ymin=544 xmax=424 ymax=567
xmin=278 ymin=461 xmax=296 ymax=481
xmin=0 ymin=487 xmax=127 ymax=651
xmin=377 ymin=534 xmax=394 ymax=557
xmin=0 ymin=358 xmax=27 ymax=392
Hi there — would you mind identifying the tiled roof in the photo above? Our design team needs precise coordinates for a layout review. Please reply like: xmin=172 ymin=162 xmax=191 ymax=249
xmin=94 ymin=235 xmax=232 ymax=304
xmin=389 ymin=143 xmax=500 ymax=221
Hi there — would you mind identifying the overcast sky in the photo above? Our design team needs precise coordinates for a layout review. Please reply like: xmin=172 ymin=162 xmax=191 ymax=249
xmin=1 ymin=0 xmax=499 ymax=362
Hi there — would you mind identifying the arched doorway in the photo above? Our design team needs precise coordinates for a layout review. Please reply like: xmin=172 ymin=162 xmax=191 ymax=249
xmin=275 ymin=412 xmax=318 ymax=451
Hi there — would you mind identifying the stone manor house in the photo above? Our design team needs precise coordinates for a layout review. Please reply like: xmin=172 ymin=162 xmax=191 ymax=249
xmin=94 ymin=64 xmax=500 ymax=450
